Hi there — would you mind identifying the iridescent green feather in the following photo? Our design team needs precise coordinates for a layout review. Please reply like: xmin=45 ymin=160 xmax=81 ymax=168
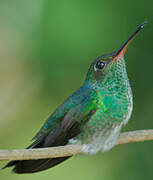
xmin=32 ymin=88 xmax=99 ymax=141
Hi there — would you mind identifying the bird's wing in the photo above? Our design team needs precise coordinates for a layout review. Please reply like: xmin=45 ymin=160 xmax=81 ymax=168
xmin=3 ymin=88 xmax=99 ymax=173
xmin=31 ymin=87 xmax=98 ymax=147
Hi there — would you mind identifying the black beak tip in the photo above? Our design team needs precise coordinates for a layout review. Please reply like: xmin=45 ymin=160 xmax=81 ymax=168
xmin=140 ymin=20 xmax=147 ymax=29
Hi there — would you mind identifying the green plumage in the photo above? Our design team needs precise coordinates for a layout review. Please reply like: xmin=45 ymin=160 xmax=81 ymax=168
xmin=33 ymin=55 xmax=132 ymax=149
xmin=3 ymin=22 xmax=146 ymax=174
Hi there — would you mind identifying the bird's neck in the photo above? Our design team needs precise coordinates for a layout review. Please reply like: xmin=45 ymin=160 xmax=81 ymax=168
xmin=85 ymin=56 xmax=130 ymax=95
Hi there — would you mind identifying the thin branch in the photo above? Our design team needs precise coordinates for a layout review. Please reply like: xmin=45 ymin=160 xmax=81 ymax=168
xmin=0 ymin=129 xmax=153 ymax=161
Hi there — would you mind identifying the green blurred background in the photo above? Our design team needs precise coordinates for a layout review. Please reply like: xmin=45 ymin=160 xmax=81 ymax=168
xmin=0 ymin=0 xmax=153 ymax=179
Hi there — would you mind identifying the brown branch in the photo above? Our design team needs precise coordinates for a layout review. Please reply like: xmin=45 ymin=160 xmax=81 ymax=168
xmin=0 ymin=129 xmax=153 ymax=161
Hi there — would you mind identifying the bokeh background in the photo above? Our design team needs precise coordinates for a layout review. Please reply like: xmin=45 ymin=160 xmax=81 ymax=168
xmin=0 ymin=0 xmax=153 ymax=179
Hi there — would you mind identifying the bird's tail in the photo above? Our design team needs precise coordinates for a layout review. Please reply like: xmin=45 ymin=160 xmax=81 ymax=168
xmin=3 ymin=156 xmax=70 ymax=174
xmin=2 ymin=132 xmax=72 ymax=173
xmin=2 ymin=113 xmax=81 ymax=173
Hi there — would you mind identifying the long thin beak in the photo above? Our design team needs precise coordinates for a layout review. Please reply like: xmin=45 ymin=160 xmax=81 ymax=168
xmin=113 ymin=21 xmax=147 ymax=59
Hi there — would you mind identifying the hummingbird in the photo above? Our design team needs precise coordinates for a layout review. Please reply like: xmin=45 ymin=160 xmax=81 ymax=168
xmin=3 ymin=22 xmax=146 ymax=174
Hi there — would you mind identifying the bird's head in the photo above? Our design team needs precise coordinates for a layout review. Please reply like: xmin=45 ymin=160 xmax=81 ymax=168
xmin=85 ymin=21 xmax=146 ymax=89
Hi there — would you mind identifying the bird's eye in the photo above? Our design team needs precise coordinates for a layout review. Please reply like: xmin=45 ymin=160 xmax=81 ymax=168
xmin=95 ymin=61 xmax=105 ymax=71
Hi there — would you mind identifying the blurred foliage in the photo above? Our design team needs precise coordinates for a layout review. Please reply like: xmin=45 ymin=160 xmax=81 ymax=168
xmin=0 ymin=0 xmax=153 ymax=179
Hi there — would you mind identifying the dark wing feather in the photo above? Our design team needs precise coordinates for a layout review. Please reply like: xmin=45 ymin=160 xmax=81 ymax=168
xmin=3 ymin=87 xmax=97 ymax=173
